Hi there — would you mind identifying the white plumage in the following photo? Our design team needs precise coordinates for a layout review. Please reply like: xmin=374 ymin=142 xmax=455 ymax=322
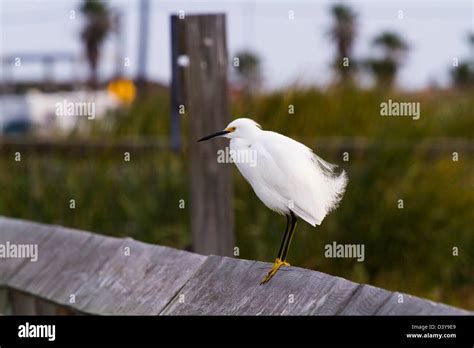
xmin=226 ymin=118 xmax=347 ymax=226
xmin=198 ymin=117 xmax=348 ymax=284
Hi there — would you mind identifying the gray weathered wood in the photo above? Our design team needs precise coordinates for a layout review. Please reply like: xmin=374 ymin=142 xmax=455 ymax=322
xmin=74 ymin=239 xmax=206 ymax=315
xmin=338 ymin=283 xmax=394 ymax=315
xmin=180 ymin=14 xmax=234 ymax=256
xmin=0 ymin=217 xmax=55 ymax=285
xmin=0 ymin=217 xmax=206 ymax=315
xmin=0 ymin=216 xmax=471 ymax=315
xmin=5 ymin=221 xmax=118 ymax=313
xmin=161 ymin=255 xmax=360 ymax=315
xmin=160 ymin=256 xmax=470 ymax=315
xmin=374 ymin=291 xmax=466 ymax=315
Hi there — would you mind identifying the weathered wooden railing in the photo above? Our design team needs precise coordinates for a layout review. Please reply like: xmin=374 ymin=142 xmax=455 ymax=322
xmin=0 ymin=216 xmax=470 ymax=315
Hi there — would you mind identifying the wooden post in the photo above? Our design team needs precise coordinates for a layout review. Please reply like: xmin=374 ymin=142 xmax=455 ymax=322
xmin=35 ymin=298 xmax=58 ymax=315
xmin=10 ymin=290 xmax=36 ymax=315
xmin=0 ymin=288 xmax=11 ymax=314
xmin=177 ymin=14 xmax=234 ymax=256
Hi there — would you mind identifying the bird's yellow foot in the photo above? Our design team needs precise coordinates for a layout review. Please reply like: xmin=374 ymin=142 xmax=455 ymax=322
xmin=260 ymin=258 xmax=290 ymax=285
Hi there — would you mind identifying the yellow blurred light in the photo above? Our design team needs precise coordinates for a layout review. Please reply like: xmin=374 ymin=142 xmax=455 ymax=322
xmin=108 ymin=78 xmax=136 ymax=104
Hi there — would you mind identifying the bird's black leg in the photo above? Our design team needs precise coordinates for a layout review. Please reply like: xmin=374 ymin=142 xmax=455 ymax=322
xmin=260 ymin=213 xmax=296 ymax=285
xmin=276 ymin=215 xmax=290 ymax=260
xmin=281 ymin=211 xmax=297 ymax=262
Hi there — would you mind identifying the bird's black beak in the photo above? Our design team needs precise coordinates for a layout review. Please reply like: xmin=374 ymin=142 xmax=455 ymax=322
xmin=197 ymin=130 xmax=230 ymax=142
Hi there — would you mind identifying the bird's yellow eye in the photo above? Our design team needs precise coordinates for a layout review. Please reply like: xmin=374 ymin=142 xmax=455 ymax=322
xmin=226 ymin=127 xmax=236 ymax=132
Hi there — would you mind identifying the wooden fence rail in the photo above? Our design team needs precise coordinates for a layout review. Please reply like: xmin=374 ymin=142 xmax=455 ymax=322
xmin=1 ymin=137 xmax=473 ymax=155
xmin=0 ymin=216 xmax=471 ymax=315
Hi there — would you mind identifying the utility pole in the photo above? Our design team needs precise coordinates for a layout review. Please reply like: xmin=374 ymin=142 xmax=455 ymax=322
xmin=170 ymin=16 xmax=184 ymax=152
xmin=136 ymin=0 xmax=149 ymax=93
xmin=113 ymin=8 xmax=124 ymax=78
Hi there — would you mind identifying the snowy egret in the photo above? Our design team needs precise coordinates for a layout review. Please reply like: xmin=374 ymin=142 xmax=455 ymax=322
xmin=198 ymin=118 xmax=348 ymax=284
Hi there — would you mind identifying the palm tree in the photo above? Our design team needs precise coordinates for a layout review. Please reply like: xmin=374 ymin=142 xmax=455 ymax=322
xmin=329 ymin=4 xmax=357 ymax=83
xmin=366 ymin=31 xmax=408 ymax=88
xmin=451 ymin=32 xmax=474 ymax=88
xmin=468 ymin=32 xmax=474 ymax=67
xmin=468 ymin=33 xmax=474 ymax=52
xmin=452 ymin=63 xmax=474 ymax=87
xmin=234 ymin=50 xmax=262 ymax=96
xmin=373 ymin=32 xmax=408 ymax=62
xmin=80 ymin=0 xmax=111 ymax=88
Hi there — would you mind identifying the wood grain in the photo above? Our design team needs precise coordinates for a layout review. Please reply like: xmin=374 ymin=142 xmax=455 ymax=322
xmin=0 ymin=216 xmax=470 ymax=315
xmin=0 ymin=217 xmax=206 ymax=315
xmin=182 ymin=14 xmax=235 ymax=256
xmin=160 ymin=256 xmax=365 ymax=315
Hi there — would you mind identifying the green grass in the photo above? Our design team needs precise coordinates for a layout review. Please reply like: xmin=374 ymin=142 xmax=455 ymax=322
xmin=233 ymin=87 xmax=474 ymax=139
xmin=0 ymin=151 xmax=189 ymax=247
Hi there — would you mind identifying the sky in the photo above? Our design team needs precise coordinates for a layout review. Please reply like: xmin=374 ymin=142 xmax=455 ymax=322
xmin=0 ymin=0 xmax=473 ymax=90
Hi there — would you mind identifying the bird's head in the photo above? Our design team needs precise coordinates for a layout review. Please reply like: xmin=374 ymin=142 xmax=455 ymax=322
xmin=198 ymin=118 xmax=262 ymax=142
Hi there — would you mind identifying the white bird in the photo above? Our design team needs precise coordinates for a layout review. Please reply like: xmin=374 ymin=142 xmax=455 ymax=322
xmin=198 ymin=118 xmax=348 ymax=284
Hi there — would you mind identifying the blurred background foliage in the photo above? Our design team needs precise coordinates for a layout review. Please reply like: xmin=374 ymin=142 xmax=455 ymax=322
xmin=1 ymin=86 xmax=473 ymax=309
xmin=1 ymin=1 xmax=473 ymax=311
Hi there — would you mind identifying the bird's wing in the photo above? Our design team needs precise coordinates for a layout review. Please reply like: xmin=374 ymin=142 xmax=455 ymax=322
xmin=256 ymin=131 xmax=347 ymax=226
